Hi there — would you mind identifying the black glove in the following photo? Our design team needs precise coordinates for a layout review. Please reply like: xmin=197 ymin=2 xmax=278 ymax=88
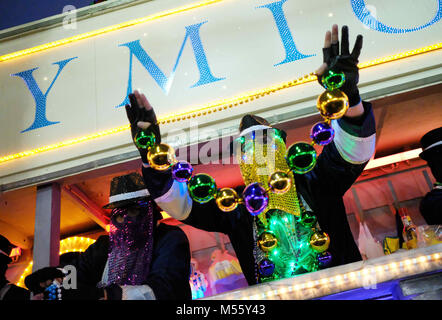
xmin=125 ymin=93 xmax=161 ymax=163
xmin=24 ymin=267 xmax=65 ymax=294
xmin=317 ymin=25 xmax=363 ymax=107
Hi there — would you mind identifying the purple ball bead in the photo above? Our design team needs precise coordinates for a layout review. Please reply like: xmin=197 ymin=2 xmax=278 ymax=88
xmin=243 ymin=183 xmax=269 ymax=216
xmin=318 ymin=251 xmax=332 ymax=269
xmin=258 ymin=258 xmax=275 ymax=277
xmin=172 ymin=161 xmax=193 ymax=182
xmin=310 ymin=122 xmax=335 ymax=146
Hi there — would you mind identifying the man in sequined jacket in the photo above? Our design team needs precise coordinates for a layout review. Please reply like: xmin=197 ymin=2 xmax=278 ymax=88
xmin=25 ymin=172 xmax=191 ymax=300
xmin=127 ymin=25 xmax=376 ymax=285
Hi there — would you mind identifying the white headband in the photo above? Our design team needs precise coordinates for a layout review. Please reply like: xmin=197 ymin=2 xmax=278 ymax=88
xmin=238 ymin=125 xmax=272 ymax=137
xmin=108 ymin=189 xmax=150 ymax=203
xmin=423 ymin=140 xmax=442 ymax=152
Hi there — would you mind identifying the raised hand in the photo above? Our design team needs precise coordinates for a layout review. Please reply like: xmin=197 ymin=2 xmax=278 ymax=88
xmin=316 ymin=24 xmax=363 ymax=108
xmin=125 ymin=90 xmax=161 ymax=163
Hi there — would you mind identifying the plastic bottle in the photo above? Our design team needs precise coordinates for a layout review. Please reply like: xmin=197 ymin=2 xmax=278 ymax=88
xmin=399 ymin=208 xmax=417 ymax=250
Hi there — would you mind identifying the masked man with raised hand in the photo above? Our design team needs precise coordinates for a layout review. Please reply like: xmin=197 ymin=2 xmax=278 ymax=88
xmin=127 ymin=25 xmax=376 ymax=285
xmin=25 ymin=173 xmax=191 ymax=300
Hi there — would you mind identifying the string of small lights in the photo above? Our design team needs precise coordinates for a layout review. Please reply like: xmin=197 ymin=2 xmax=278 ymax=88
xmin=202 ymin=247 xmax=442 ymax=300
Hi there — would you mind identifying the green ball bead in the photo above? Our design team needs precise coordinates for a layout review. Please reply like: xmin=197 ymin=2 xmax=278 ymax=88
xmin=286 ymin=142 xmax=317 ymax=174
xmin=134 ymin=130 xmax=156 ymax=149
xmin=188 ymin=174 xmax=217 ymax=203
xmin=321 ymin=70 xmax=346 ymax=90
xmin=298 ymin=211 xmax=317 ymax=228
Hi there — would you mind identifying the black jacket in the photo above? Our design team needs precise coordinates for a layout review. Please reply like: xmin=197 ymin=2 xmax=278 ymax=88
xmin=0 ymin=280 xmax=30 ymax=300
xmin=61 ymin=223 xmax=191 ymax=300
xmin=420 ymin=188 xmax=442 ymax=225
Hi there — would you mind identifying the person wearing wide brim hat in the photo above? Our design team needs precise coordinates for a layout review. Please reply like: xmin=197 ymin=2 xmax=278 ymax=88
xmin=25 ymin=172 xmax=192 ymax=300
xmin=419 ymin=126 xmax=442 ymax=225
xmin=0 ymin=235 xmax=30 ymax=300
xmin=102 ymin=172 xmax=155 ymax=209
xmin=128 ymin=25 xmax=377 ymax=285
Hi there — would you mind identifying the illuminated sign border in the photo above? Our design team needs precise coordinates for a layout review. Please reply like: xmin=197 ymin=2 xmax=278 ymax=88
xmin=238 ymin=251 xmax=442 ymax=300
xmin=1 ymin=43 xmax=441 ymax=165
xmin=0 ymin=0 xmax=441 ymax=165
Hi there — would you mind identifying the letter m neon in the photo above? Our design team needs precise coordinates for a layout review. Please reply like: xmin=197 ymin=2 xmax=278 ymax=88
xmin=117 ymin=21 xmax=225 ymax=107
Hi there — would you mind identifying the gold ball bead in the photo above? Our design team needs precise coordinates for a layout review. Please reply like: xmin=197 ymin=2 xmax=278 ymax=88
xmin=316 ymin=89 xmax=349 ymax=120
xmin=147 ymin=143 xmax=175 ymax=171
xmin=258 ymin=231 xmax=278 ymax=252
xmin=268 ymin=171 xmax=292 ymax=194
xmin=310 ymin=231 xmax=330 ymax=253
xmin=215 ymin=188 xmax=239 ymax=212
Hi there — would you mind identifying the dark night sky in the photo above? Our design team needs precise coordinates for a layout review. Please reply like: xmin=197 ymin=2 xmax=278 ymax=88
xmin=0 ymin=0 xmax=96 ymax=30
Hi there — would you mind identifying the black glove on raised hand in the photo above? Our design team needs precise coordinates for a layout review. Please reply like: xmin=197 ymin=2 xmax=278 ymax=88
xmin=125 ymin=92 xmax=161 ymax=164
xmin=317 ymin=25 xmax=363 ymax=107
xmin=24 ymin=267 xmax=65 ymax=294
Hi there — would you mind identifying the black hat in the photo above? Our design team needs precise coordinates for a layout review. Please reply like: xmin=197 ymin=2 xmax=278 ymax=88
xmin=0 ymin=234 xmax=13 ymax=264
xmin=102 ymin=172 xmax=150 ymax=209
xmin=230 ymin=114 xmax=287 ymax=155
xmin=419 ymin=126 xmax=442 ymax=161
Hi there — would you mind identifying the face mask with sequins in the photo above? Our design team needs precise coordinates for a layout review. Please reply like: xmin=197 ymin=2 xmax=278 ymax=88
xmin=107 ymin=200 xmax=154 ymax=286
xmin=236 ymin=128 xmax=302 ymax=226
xmin=236 ymin=129 xmax=320 ymax=282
